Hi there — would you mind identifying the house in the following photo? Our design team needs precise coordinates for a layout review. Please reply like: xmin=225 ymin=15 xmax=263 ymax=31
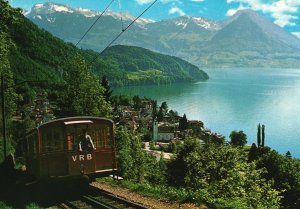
xmin=119 ymin=106 xmax=139 ymax=118
xmin=153 ymin=121 xmax=175 ymax=142
xmin=188 ymin=120 xmax=204 ymax=128
xmin=141 ymin=100 xmax=152 ymax=108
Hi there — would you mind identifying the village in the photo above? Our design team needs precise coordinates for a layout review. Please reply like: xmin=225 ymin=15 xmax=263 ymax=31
xmin=14 ymin=93 xmax=225 ymax=158
xmin=111 ymin=95 xmax=225 ymax=157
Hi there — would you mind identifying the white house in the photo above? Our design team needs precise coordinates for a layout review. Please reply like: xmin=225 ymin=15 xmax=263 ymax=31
xmin=153 ymin=122 xmax=174 ymax=142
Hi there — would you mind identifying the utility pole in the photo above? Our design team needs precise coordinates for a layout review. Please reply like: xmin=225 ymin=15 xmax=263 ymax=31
xmin=1 ymin=73 xmax=7 ymax=159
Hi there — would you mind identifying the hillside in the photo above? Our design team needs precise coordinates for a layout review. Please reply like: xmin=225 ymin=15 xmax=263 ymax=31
xmin=27 ymin=3 xmax=300 ymax=68
xmin=0 ymin=4 xmax=208 ymax=92
xmin=86 ymin=45 xmax=209 ymax=86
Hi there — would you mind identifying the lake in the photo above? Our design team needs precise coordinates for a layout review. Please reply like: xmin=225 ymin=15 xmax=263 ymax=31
xmin=113 ymin=68 xmax=300 ymax=158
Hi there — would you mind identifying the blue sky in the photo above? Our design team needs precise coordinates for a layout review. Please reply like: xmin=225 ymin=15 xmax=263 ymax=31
xmin=9 ymin=0 xmax=300 ymax=36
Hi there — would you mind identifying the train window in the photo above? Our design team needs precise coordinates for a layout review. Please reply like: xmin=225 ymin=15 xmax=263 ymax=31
xmin=65 ymin=132 xmax=76 ymax=151
xmin=98 ymin=125 xmax=112 ymax=148
xmin=47 ymin=132 xmax=53 ymax=151
xmin=98 ymin=130 xmax=104 ymax=148
xmin=89 ymin=125 xmax=111 ymax=148
xmin=65 ymin=125 xmax=88 ymax=151
xmin=106 ymin=126 xmax=112 ymax=147
xmin=53 ymin=131 xmax=63 ymax=151
xmin=67 ymin=134 xmax=72 ymax=150
xmin=64 ymin=122 xmax=113 ymax=150
xmin=94 ymin=130 xmax=104 ymax=148
xmin=41 ymin=126 xmax=63 ymax=152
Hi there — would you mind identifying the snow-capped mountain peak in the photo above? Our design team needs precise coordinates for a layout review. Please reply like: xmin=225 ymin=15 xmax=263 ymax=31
xmin=172 ymin=16 xmax=220 ymax=30
xmin=27 ymin=2 xmax=154 ymax=24
xmin=191 ymin=17 xmax=220 ymax=30
xmin=104 ymin=10 xmax=154 ymax=24
xmin=31 ymin=2 xmax=74 ymax=14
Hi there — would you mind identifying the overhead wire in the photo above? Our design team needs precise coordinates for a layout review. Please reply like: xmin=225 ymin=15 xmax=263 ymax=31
xmin=88 ymin=0 xmax=159 ymax=65
xmin=75 ymin=0 xmax=115 ymax=47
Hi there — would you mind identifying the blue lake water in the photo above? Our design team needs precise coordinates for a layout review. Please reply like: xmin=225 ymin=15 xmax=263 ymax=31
xmin=113 ymin=68 xmax=300 ymax=158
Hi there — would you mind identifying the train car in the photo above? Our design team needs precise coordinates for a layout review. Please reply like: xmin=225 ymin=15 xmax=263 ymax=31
xmin=23 ymin=117 xmax=117 ymax=181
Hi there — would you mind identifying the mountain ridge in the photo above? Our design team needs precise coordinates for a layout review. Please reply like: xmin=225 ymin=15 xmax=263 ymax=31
xmin=26 ymin=2 xmax=300 ymax=68
xmin=2 ymin=2 xmax=208 ymax=90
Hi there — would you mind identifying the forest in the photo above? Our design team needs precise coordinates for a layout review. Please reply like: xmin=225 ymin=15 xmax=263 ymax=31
xmin=1 ymin=1 xmax=300 ymax=208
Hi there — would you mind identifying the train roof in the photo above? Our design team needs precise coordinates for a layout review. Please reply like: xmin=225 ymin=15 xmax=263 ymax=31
xmin=26 ymin=116 xmax=114 ymax=135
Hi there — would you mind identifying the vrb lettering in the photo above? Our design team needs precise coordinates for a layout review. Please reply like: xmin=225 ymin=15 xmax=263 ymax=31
xmin=71 ymin=154 xmax=93 ymax=162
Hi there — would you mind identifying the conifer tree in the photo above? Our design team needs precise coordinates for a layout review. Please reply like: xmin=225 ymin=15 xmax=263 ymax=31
xmin=248 ymin=143 xmax=258 ymax=162
xmin=262 ymin=124 xmax=265 ymax=147
xmin=179 ymin=114 xmax=188 ymax=131
xmin=286 ymin=151 xmax=292 ymax=159
xmin=101 ymin=75 xmax=112 ymax=102
xmin=257 ymin=123 xmax=261 ymax=147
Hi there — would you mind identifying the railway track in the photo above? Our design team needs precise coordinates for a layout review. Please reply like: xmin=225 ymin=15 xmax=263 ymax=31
xmin=58 ymin=185 xmax=148 ymax=209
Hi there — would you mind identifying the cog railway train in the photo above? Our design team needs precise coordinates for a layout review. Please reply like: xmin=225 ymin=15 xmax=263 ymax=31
xmin=23 ymin=117 xmax=117 ymax=181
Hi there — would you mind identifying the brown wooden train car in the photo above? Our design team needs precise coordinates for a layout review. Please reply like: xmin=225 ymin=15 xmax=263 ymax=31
xmin=24 ymin=117 xmax=117 ymax=181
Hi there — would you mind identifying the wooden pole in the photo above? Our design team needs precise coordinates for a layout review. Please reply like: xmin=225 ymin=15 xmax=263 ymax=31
xmin=1 ymin=73 xmax=7 ymax=159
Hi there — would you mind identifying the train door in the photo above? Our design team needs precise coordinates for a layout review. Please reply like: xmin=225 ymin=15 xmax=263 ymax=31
xmin=65 ymin=122 xmax=95 ymax=176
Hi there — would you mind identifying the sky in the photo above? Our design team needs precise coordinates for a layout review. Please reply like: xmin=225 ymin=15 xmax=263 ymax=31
xmin=8 ymin=0 xmax=300 ymax=37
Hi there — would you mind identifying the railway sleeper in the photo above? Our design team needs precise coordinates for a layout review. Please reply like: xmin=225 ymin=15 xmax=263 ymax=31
xmin=82 ymin=195 xmax=120 ymax=209
xmin=91 ymin=189 xmax=148 ymax=209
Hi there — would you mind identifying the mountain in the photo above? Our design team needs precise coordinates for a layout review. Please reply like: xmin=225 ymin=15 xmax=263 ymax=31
xmin=91 ymin=45 xmax=209 ymax=86
xmin=2 ymin=2 xmax=207 ymax=91
xmin=25 ymin=2 xmax=152 ymax=51
xmin=25 ymin=2 xmax=217 ymax=55
xmin=26 ymin=3 xmax=300 ymax=68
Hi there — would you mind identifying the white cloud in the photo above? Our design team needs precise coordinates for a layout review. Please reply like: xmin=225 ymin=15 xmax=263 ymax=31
xmin=169 ymin=6 xmax=185 ymax=16
xmin=226 ymin=4 xmax=249 ymax=16
xmin=191 ymin=0 xmax=205 ymax=2
xmin=136 ymin=0 xmax=154 ymax=5
xmin=161 ymin=0 xmax=182 ymax=3
xmin=273 ymin=12 xmax=298 ymax=27
xmin=292 ymin=32 xmax=300 ymax=38
xmin=136 ymin=0 xmax=181 ymax=4
xmin=226 ymin=0 xmax=300 ymax=27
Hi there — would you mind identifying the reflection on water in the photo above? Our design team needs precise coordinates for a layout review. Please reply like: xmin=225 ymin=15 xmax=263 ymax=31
xmin=114 ymin=68 xmax=300 ymax=158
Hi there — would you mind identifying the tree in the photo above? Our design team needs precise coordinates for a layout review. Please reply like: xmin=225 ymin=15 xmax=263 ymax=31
xmin=59 ymin=53 xmax=112 ymax=117
xmin=262 ymin=124 xmax=265 ymax=147
xmin=132 ymin=95 xmax=141 ymax=110
xmin=248 ymin=143 xmax=258 ymax=162
xmin=160 ymin=101 xmax=168 ymax=114
xmin=157 ymin=107 xmax=164 ymax=122
xmin=157 ymin=102 xmax=169 ymax=122
xmin=179 ymin=113 xmax=188 ymax=131
xmin=116 ymin=126 xmax=166 ymax=184
xmin=168 ymin=140 xmax=281 ymax=208
xmin=257 ymin=123 xmax=261 ymax=147
xmin=168 ymin=109 xmax=178 ymax=120
xmin=0 ymin=7 xmax=18 ymax=159
xmin=167 ymin=138 xmax=201 ymax=187
xmin=101 ymin=75 xmax=112 ymax=102
xmin=229 ymin=130 xmax=247 ymax=147
xmin=286 ymin=151 xmax=292 ymax=159
xmin=257 ymin=150 xmax=300 ymax=208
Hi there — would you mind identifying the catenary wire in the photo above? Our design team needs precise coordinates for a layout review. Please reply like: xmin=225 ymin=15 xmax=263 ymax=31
xmin=88 ymin=0 xmax=158 ymax=65
xmin=75 ymin=0 xmax=115 ymax=47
